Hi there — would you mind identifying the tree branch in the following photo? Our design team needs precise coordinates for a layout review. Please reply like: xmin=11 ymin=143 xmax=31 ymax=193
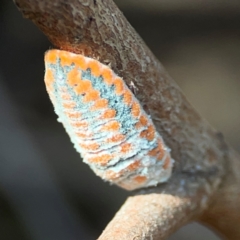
xmin=13 ymin=0 xmax=240 ymax=239
xmin=98 ymin=174 xmax=211 ymax=240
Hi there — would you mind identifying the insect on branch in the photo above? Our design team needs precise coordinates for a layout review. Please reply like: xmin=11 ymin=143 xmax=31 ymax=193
xmin=13 ymin=0 xmax=240 ymax=239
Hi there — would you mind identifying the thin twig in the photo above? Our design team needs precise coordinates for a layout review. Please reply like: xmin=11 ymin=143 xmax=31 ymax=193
xmin=13 ymin=0 xmax=240 ymax=239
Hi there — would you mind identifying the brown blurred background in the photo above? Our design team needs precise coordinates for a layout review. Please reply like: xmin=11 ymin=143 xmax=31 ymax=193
xmin=0 ymin=0 xmax=239 ymax=239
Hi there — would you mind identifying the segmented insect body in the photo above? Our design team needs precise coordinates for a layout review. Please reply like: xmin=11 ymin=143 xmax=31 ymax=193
xmin=44 ymin=50 xmax=173 ymax=190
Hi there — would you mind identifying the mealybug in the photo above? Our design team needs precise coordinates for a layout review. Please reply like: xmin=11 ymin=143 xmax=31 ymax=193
xmin=44 ymin=50 xmax=174 ymax=190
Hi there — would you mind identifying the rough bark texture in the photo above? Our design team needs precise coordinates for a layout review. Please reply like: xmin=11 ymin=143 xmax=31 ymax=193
xmin=200 ymin=149 xmax=240 ymax=240
xmin=13 ymin=0 xmax=240 ymax=239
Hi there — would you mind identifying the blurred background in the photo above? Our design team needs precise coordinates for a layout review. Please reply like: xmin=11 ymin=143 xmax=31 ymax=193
xmin=0 ymin=0 xmax=240 ymax=239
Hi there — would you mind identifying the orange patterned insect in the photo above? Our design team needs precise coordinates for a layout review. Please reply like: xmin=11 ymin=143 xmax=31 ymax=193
xmin=44 ymin=50 xmax=174 ymax=190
